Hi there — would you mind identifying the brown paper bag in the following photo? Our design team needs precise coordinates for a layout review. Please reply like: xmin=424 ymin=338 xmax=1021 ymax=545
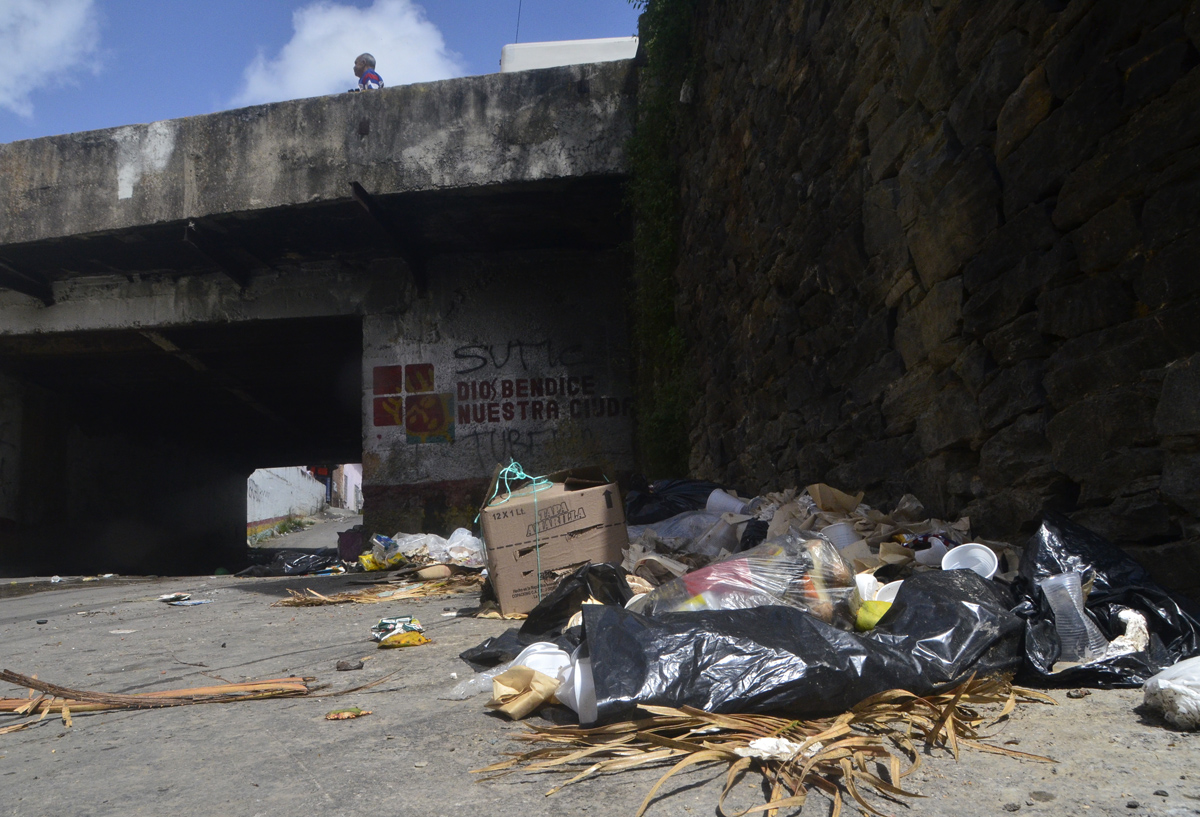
xmin=806 ymin=483 xmax=864 ymax=514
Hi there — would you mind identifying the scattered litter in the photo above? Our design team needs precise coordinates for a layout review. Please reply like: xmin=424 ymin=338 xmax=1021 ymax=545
xmin=168 ymin=599 xmax=213 ymax=607
xmin=49 ymin=577 xmax=62 ymax=584
xmin=35 ymin=620 xmax=47 ymax=625
xmin=325 ymin=707 xmax=371 ymax=720
xmin=158 ymin=593 xmax=191 ymax=603
xmin=371 ymin=615 xmax=430 ymax=648
xmin=272 ymin=573 xmax=483 ymax=607
xmin=108 ymin=630 xmax=136 ymax=635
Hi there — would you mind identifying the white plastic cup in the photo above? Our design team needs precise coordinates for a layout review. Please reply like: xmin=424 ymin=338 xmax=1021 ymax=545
xmin=821 ymin=521 xmax=861 ymax=549
xmin=875 ymin=580 xmax=904 ymax=603
xmin=706 ymin=489 xmax=749 ymax=515
xmin=941 ymin=543 xmax=999 ymax=579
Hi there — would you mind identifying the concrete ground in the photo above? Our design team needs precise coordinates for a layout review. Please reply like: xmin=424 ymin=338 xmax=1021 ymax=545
xmin=0 ymin=573 xmax=1197 ymax=817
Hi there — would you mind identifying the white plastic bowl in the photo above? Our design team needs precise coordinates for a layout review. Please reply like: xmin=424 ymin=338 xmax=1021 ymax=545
xmin=941 ymin=543 xmax=999 ymax=579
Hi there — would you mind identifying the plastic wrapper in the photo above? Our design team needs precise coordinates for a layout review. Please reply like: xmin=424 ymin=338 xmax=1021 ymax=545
xmin=1013 ymin=513 xmax=1200 ymax=687
xmin=370 ymin=615 xmax=426 ymax=648
xmin=583 ymin=569 xmax=1023 ymax=723
xmin=359 ymin=534 xmax=407 ymax=571
xmin=634 ymin=534 xmax=860 ymax=628
xmin=627 ymin=511 xmax=727 ymax=556
xmin=625 ymin=479 xmax=726 ymax=524
xmin=442 ymin=528 xmax=486 ymax=567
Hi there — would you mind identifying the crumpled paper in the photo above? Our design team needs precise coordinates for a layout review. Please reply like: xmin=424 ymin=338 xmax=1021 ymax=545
xmin=485 ymin=666 xmax=561 ymax=720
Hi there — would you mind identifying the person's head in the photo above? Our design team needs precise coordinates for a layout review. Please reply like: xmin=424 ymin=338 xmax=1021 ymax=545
xmin=354 ymin=53 xmax=376 ymax=78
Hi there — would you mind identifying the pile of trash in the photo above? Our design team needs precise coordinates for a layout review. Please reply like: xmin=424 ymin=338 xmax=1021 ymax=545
xmin=443 ymin=473 xmax=1200 ymax=812
xmin=455 ymin=479 xmax=1200 ymax=727
xmin=235 ymin=527 xmax=486 ymax=578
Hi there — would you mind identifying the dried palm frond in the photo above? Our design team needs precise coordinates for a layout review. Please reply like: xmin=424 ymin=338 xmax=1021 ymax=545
xmin=272 ymin=573 xmax=484 ymax=607
xmin=0 ymin=670 xmax=316 ymax=733
xmin=474 ymin=675 xmax=1055 ymax=817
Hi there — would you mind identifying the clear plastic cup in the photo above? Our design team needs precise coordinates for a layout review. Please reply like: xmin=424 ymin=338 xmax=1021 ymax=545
xmin=1038 ymin=572 xmax=1108 ymax=663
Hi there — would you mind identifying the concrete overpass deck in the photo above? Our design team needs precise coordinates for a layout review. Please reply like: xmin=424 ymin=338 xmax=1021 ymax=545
xmin=0 ymin=61 xmax=636 ymax=574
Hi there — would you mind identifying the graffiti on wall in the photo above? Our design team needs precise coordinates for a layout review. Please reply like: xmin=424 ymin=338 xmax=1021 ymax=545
xmin=372 ymin=339 xmax=631 ymax=456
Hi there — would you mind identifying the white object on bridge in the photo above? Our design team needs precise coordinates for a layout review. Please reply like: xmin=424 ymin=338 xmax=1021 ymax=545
xmin=501 ymin=36 xmax=638 ymax=73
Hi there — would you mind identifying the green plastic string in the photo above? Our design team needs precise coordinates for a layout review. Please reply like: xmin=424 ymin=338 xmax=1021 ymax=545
xmin=481 ymin=460 xmax=553 ymax=602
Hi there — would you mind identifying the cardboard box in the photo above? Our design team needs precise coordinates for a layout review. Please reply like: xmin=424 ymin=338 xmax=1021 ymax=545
xmin=479 ymin=467 xmax=627 ymax=616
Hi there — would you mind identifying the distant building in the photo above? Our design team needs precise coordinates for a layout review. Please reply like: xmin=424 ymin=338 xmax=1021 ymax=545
xmin=500 ymin=36 xmax=638 ymax=73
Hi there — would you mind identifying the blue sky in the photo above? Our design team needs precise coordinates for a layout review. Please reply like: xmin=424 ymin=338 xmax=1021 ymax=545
xmin=0 ymin=0 xmax=642 ymax=145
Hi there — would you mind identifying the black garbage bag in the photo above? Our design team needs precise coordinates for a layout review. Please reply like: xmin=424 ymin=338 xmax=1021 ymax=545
xmin=459 ymin=563 xmax=631 ymax=669
xmin=459 ymin=626 xmax=583 ymax=670
xmin=1013 ymin=513 xmax=1200 ymax=687
xmin=236 ymin=549 xmax=341 ymax=577
xmin=519 ymin=563 xmax=633 ymax=642
xmin=584 ymin=569 xmax=1022 ymax=722
xmin=625 ymin=479 xmax=726 ymax=525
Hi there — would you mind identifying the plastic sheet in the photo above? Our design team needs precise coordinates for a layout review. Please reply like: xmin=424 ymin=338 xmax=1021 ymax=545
xmin=583 ymin=569 xmax=1022 ymax=723
xmin=627 ymin=511 xmax=726 ymax=555
xmin=1013 ymin=513 xmax=1200 ymax=687
xmin=625 ymin=479 xmax=727 ymax=525
xmin=634 ymin=534 xmax=859 ymax=628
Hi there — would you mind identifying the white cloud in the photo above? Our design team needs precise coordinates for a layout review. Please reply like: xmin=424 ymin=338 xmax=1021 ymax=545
xmin=0 ymin=0 xmax=101 ymax=118
xmin=231 ymin=0 xmax=464 ymax=107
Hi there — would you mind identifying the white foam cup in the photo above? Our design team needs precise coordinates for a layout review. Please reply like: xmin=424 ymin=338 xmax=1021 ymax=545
xmin=940 ymin=543 xmax=999 ymax=579
xmin=706 ymin=489 xmax=749 ymax=515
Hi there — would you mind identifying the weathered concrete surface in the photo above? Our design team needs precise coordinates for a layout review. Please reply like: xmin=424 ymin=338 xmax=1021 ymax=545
xmin=0 ymin=62 xmax=634 ymax=246
xmin=0 ymin=576 xmax=1197 ymax=816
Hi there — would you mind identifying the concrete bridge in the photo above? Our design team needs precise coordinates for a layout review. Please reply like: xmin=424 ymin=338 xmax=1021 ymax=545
xmin=0 ymin=60 xmax=636 ymax=574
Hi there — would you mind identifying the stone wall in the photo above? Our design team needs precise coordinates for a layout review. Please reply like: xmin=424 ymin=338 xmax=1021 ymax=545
xmin=668 ymin=0 xmax=1200 ymax=597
